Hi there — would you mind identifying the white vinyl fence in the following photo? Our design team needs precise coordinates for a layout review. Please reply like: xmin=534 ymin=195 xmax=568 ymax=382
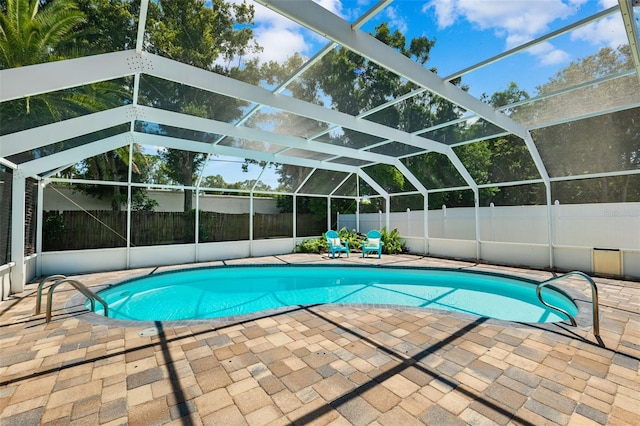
xmin=338 ymin=202 xmax=640 ymax=278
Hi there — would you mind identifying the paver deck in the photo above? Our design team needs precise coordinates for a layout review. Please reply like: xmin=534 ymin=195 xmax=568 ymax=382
xmin=1 ymin=254 xmax=638 ymax=425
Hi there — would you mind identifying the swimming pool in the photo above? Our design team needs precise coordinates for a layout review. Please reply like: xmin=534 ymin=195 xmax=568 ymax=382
xmin=90 ymin=265 xmax=578 ymax=323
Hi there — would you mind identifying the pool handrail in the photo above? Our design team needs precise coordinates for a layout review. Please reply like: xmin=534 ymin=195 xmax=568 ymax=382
xmin=36 ymin=274 xmax=67 ymax=315
xmin=45 ymin=278 xmax=108 ymax=323
xmin=536 ymin=271 xmax=600 ymax=340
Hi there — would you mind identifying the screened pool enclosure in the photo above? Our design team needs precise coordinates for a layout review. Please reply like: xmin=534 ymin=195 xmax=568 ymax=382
xmin=1 ymin=0 xmax=640 ymax=297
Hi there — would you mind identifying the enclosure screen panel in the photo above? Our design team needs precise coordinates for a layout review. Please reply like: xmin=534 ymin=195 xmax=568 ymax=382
xmin=1 ymin=78 xmax=133 ymax=135
xmin=531 ymin=107 xmax=640 ymax=178
xmin=138 ymin=75 xmax=254 ymax=124
xmin=401 ymin=152 xmax=467 ymax=189
xmin=7 ymin=125 xmax=129 ymax=164
xmin=243 ymin=108 xmax=330 ymax=139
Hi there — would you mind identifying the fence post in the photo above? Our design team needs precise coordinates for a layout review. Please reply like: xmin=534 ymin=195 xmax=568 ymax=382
xmin=36 ymin=181 xmax=44 ymax=277
xmin=195 ymin=194 xmax=200 ymax=263
xmin=249 ymin=193 xmax=254 ymax=257
xmin=293 ymin=194 xmax=297 ymax=243
xmin=553 ymin=200 xmax=560 ymax=248
xmin=442 ymin=204 xmax=447 ymax=239
xmin=424 ymin=195 xmax=429 ymax=255
xmin=490 ymin=202 xmax=495 ymax=241
xmin=406 ymin=208 xmax=410 ymax=236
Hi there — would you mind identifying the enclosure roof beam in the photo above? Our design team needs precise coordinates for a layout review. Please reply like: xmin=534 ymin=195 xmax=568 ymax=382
xmin=394 ymin=160 xmax=429 ymax=195
xmin=0 ymin=157 xmax=18 ymax=169
xmin=357 ymin=169 xmax=389 ymax=201
xmin=1 ymin=49 xmax=451 ymax=158
xmin=618 ymin=0 xmax=640 ymax=86
xmin=1 ymin=102 xmax=401 ymax=174
xmin=257 ymin=0 xmax=530 ymax=141
xmin=0 ymin=50 xmax=140 ymax=102
xmin=19 ymin=133 xmax=132 ymax=176
xmin=134 ymin=133 xmax=359 ymax=175
xmin=138 ymin=106 xmax=401 ymax=167
xmin=443 ymin=147 xmax=479 ymax=192
xmin=145 ymin=53 xmax=450 ymax=155
xmin=0 ymin=106 xmax=134 ymax=157
xmin=135 ymin=0 xmax=149 ymax=54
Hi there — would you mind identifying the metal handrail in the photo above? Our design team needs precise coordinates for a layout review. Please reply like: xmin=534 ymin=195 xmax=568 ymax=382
xmin=36 ymin=275 xmax=67 ymax=315
xmin=536 ymin=271 xmax=600 ymax=339
xmin=45 ymin=278 xmax=108 ymax=323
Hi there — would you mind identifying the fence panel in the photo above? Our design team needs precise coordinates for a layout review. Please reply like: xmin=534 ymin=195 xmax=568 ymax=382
xmin=43 ymin=210 xmax=330 ymax=250
xmin=254 ymin=213 xmax=293 ymax=239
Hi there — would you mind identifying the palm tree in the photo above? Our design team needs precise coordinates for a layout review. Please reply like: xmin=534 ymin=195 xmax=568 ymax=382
xmin=0 ymin=0 xmax=85 ymax=69
xmin=0 ymin=0 xmax=131 ymax=135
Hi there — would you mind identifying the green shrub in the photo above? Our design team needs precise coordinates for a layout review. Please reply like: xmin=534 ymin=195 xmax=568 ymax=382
xmin=381 ymin=228 xmax=405 ymax=254
xmin=337 ymin=227 xmax=364 ymax=250
xmin=295 ymin=237 xmax=327 ymax=253
xmin=294 ymin=227 xmax=407 ymax=255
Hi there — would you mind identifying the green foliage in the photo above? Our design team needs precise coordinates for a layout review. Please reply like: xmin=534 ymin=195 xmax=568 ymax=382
xmin=0 ymin=0 xmax=86 ymax=69
xmin=276 ymin=196 xmax=328 ymax=226
xmin=380 ymin=228 xmax=405 ymax=255
xmin=294 ymin=237 xmax=327 ymax=254
xmin=200 ymin=174 xmax=273 ymax=195
xmin=43 ymin=213 xmax=67 ymax=243
xmin=138 ymin=0 xmax=263 ymax=209
xmin=337 ymin=227 xmax=362 ymax=251
xmin=131 ymin=190 xmax=159 ymax=212
xmin=0 ymin=0 xmax=131 ymax=136
xmin=524 ymin=46 xmax=640 ymax=203
xmin=294 ymin=227 xmax=406 ymax=255
xmin=70 ymin=0 xmax=138 ymax=53
xmin=183 ymin=209 xmax=208 ymax=243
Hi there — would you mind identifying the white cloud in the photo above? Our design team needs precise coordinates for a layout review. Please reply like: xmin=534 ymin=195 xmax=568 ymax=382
xmin=313 ymin=0 xmax=345 ymax=18
xmin=253 ymin=27 xmax=309 ymax=63
xmin=423 ymin=0 xmax=458 ymax=28
xmin=598 ymin=0 xmax=618 ymax=8
xmin=528 ymin=42 xmax=571 ymax=65
xmin=241 ymin=1 xmax=322 ymax=64
xmin=385 ymin=6 xmax=409 ymax=34
xmin=426 ymin=0 xmax=578 ymax=47
xmin=571 ymin=14 xmax=627 ymax=48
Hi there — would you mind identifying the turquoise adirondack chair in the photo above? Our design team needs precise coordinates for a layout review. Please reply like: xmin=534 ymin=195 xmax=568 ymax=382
xmin=325 ymin=230 xmax=349 ymax=258
xmin=361 ymin=230 xmax=384 ymax=258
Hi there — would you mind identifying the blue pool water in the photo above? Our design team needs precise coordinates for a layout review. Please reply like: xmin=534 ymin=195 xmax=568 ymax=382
xmin=91 ymin=265 xmax=578 ymax=323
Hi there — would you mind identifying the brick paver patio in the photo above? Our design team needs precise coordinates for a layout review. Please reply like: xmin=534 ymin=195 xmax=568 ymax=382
xmin=1 ymin=254 xmax=638 ymax=425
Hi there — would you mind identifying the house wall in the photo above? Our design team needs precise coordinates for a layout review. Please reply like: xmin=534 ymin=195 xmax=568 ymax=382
xmin=42 ymin=185 xmax=279 ymax=214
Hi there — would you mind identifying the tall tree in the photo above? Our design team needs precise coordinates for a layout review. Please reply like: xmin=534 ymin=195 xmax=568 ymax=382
xmin=141 ymin=0 xmax=261 ymax=211
xmin=69 ymin=0 xmax=139 ymax=53
xmin=467 ymin=82 xmax=544 ymax=206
